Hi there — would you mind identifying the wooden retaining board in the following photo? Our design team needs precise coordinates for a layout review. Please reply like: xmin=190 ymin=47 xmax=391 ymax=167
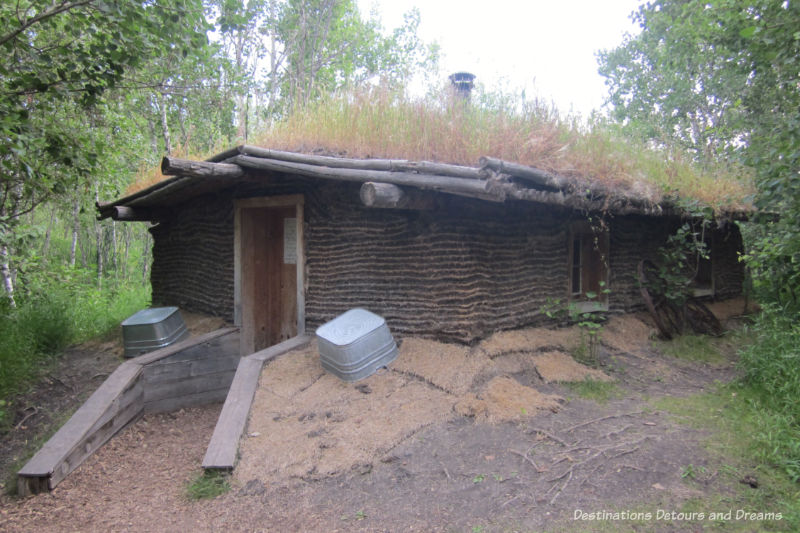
xmin=17 ymin=327 xmax=240 ymax=495
xmin=203 ymin=335 xmax=311 ymax=470
xmin=142 ymin=332 xmax=240 ymax=413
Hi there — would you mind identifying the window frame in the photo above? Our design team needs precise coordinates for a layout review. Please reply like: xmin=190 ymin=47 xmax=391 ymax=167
xmin=567 ymin=221 xmax=610 ymax=312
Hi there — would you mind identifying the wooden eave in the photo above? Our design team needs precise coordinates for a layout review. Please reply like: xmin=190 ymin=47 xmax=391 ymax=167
xmin=96 ymin=144 xmax=753 ymax=222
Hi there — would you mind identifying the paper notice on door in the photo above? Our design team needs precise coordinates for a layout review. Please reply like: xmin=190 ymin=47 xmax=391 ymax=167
xmin=283 ymin=218 xmax=297 ymax=264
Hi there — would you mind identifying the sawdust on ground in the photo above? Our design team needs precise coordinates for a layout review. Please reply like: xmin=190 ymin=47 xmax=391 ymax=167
xmin=532 ymin=351 xmax=612 ymax=383
xmin=601 ymin=314 xmax=655 ymax=355
xmin=454 ymin=376 xmax=563 ymax=422
xmin=391 ymin=337 xmax=493 ymax=395
xmin=706 ymin=297 xmax=759 ymax=321
xmin=237 ymin=323 xmax=626 ymax=487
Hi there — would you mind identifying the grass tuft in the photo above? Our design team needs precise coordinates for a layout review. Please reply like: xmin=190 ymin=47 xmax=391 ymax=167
xmin=564 ymin=379 xmax=622 ymax=404
xmin=655 ymin=334 xmax=727 ymax=364
xmin=186 ymin=470 xmax=231 ymax=500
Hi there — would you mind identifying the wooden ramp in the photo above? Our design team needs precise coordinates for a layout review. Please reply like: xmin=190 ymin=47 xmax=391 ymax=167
xmin=18 ymin=327 xmax=239 ymax=496
xmin=203 ymin=335 xmax=312 ymax=470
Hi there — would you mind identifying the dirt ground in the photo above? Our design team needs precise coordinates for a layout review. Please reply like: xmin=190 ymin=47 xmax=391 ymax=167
xmin=0 ymin=299 xmax=770 ymax=532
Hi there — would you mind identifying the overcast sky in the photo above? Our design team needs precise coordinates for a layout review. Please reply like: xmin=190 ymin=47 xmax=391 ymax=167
xmin=359 ymin=0 xmax=644 ymax=116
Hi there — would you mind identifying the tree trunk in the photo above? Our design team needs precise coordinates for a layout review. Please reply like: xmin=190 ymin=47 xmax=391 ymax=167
xmin=111 ymin=220 xmax=118 ymax=278
xmin=78 ymin=227 xmax=88 ymax=268
xmin=147 ymin=113 xmax=159 ymax=155
xmin=0 ymin=242 xmax=15 ymax=308
xmin=158 ymin=92 xmax=172 ymax=155
xmin=70 ymin=195 xmax=80 ymax=267
xmin=123 ymin=223 xmax=131 ymax=280
xmin=95 ymin=189 xmax=104 ymax=287
xmin=41 ymin=209 xmax=57 ymax=261
xmin=141 ymin=228 xmax=150 ymax=285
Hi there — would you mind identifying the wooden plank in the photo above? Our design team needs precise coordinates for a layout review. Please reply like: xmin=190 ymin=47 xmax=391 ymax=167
xmin=235 ymin=194 xmax=304 ymax=209
xmin=190 ymin=353 xmax=241 ymax=377
xmin=249 ymin=334 xmax=312 ymax=362
xmin=144 ymin=387 xmax=231 ymax=414
xmin=239 ymin=207 xmax=260 ymax=354
xmin=239 ymin=205 xmax=298 ymax=353
xmin=150 ymin=332 xmax=239 ymax=364
xmin=142 ymin=360 xmax=192 ymax=383
xmin=202 ymin=357 xmax=264 ymax=469
xmin=18 ymin=361 xmax=142 ymax=478
xmin=234 ymin=197 xmax=305 ymax=342
xmin=51 ymin=398 xmax=144 ymax=488
xmin=278 ymin=208 xmax=298 ymax=343
xmin=295 ymin=203 xmax=306 ymax=335
xmin=133 ymin=327 xmax=238 ymax=365
xmin=143 ymin=372 xmax=235 ymax=404
xmin=203 ymin=335 xmax=311 ymax=470
xmin=18 ymin=328 xmax=242 ymax=494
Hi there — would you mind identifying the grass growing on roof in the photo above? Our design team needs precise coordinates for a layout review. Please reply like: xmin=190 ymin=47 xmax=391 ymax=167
xmin=252 ymin=86 xmax=753 ymax=213
xmin=125 ymin=86 xmax=753 ymax=213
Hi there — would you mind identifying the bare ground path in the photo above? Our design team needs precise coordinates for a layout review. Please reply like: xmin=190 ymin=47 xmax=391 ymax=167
xmin=0 ymin=302 xmax=775 ymax=532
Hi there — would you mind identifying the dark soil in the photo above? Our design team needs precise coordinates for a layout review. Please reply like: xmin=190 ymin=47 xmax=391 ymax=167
xmin=0 ymin=306 xmax=770 ymax=532
xmin=0 ymin=335 xmax=123 ymax=492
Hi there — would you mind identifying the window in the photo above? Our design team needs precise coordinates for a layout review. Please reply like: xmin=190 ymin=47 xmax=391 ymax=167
xmin=568 ymin=222 xmax=609 ymax=310
xmin=571 ymin=237 xmax=583 ymax=296
xmin=689 ymin=237 xmax=714 ymax=297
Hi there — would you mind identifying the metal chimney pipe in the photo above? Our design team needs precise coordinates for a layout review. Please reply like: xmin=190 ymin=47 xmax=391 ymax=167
xmin=449 ymin=72 xmax=476 ymax=100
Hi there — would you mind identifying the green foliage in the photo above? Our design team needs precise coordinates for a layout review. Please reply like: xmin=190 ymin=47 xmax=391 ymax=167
xmin=654 ymin=387 xmax=800 ymax=529
xmin=599 ymin=0 xmax=800 ymax=316
xmin=598 ymin=0 xmax=751 ymax=161
xmin=186 ymin=470 xmax=231 ymax=499
xmin=0 ymin=0 xmax=208 ymax=219
xmin=568 ymin=282 xmax=610 ymax=366
xmin=653 ymin=215 xmax=711 ymax=310
xmin=0 ymin=267 xmax=150 ymax=424
xmin=738 ymin=306 xmax=800 ymax=481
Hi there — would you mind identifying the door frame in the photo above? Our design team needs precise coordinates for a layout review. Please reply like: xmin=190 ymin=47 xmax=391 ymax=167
xmin=233 ymin=194 xmax=306 ymax=342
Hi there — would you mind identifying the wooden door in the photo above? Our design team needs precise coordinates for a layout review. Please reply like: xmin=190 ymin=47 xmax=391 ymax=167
xmin=240 ymin=205 xmax=298 ymax=354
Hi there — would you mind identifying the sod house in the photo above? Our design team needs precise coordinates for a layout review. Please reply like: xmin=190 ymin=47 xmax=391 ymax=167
xmin=97 ymin=146 xmax=746 ymax=352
